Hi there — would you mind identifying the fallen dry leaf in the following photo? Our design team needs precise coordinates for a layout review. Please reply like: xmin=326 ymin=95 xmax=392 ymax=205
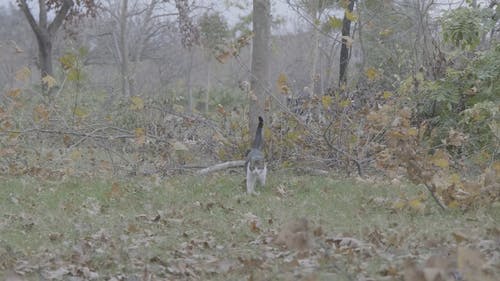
xmin=451 ymin=231 xmax=469 ymax=243
xmin=457 ymin=246 xmax=492 ymax=281
xmin=276 ymin=218 xmax=313 ymax=251
xmin=243 ymin=212 xmax=262 ymax=234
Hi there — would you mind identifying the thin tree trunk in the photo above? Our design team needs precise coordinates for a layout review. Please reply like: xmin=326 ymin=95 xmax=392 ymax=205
xmin=187 ymin=51 xmax=194 ymax=114
xmin=339 ymin=0 xmax=355 ymax=86
xmin=310 ymin=26 xmax=319 ymax=95
xmin=128 ymin=0 xmax=158 ymax=98
xmin=250 ymin=0 xmax=270 ymax=134
xmin=119 ymin=0 xmax=129 ymax=97
xmin=206 ymin=58 xmax=211 ymax=114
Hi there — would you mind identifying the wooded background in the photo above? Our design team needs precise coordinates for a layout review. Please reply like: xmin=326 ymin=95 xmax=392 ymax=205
xmin=0 ymin=0 xmax=498 ymax=208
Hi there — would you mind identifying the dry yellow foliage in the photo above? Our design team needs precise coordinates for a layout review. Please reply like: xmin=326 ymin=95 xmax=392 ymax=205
xmin=130 ymin=96 xmax=144 ymax=111
xmin=365 ymin=67 xmax=379 ymax=81
xmin=135 ymin=127 xmax=146 ymax=145
xmin=33 ymin=104 xmax=49 ymax=123
xmin=276 ymin=73 xmax=289 ymax=95
xmin=42 ymin=75 xmax=57 ymax=89
xmin=70 ymin=149 xmax=82 ymax=161
xmin=430 ymin=150 xmax=450 ymax=169
xmin=7 ymin=88 xmax=21 ymax=98
xmin=15 ymin=66 xmax=31 ymax=81
xmin=345 ymin=10 xmax=358 ymax=22
xmin=321 ymin=95 xmax=332 ymax=109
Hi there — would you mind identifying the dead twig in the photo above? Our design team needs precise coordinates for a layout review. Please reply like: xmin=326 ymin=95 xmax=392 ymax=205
xmin=423 ymin=183 xmax=447 ymax=211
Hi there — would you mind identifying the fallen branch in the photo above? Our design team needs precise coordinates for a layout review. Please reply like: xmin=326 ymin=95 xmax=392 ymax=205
xmin=196 ymin=160 xmax=246 ymax=175
xmin=3 ymin=128 xmax=134 ymax=140
xmin=296 ymin=167 xmax=329 ymax=176
xmin=423 ymin=183 xmax=447 ymax=211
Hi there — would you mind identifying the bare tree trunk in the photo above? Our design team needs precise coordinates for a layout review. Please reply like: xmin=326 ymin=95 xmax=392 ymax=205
xmin=18 ymin=0 xmax=74 ymax=93
xmin=339 ymin=0 xmax=355 ymax=86
xmin=37 ymin=33 xmax=53 ymax=78
xmin=310 ymin=26 xmax=320 ymax=95
xmin=250 ymin=0 xmax=270 ymax=134
xmin=205 ymin=59 xmax=211 ymax=114
xmin=105 ymin=0 xmax=164 ymax=98
xmin=187 ymin=51 xmax=194 ymax=114
xmin=119 ymin=0 xmax=130 ymax=97
xmin=129 ymin=0 xmax=158 ymax=98
xmin=308 ymin=0 xmax=322 ymax=95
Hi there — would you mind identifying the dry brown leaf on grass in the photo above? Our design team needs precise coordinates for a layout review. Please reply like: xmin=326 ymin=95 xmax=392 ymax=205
xmin=275 ymin=184 xmax=289 ymax=197
xmin=379 ymin=265 xmax=399 ymax=278
xmin=403 ymin=246 xmax=496 ymax=281
xmin=451 ymin=231 xmax=470 ymax=243
xmin=243 ymin=212 xmax=262 ymax=234
xmin=238 ymin=256 xmax=264 ymax=272
xmin=403 ymin=259 xmax=432 ymax=281
xmin=275 ymin=217 xmax=314 ymax=251
xmin=202 ymin=258 xmax=237 ymax=274
xmin=364 ymin=227 xmax=385 ymax=247
xmin=457 ymin=246 xmax=493 ymax=281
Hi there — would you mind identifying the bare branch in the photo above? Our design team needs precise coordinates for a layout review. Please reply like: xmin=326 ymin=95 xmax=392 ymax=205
xmin=18 ymin=0 xmax=42 ymax=37
xmin=48 ymin=0 xmax=74 ymax=36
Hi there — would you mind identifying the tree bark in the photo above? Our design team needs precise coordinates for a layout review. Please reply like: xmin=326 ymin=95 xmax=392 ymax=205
xmin=18 ymin=0 xmax=74 ymax=85
xmin=339 ymin=0 xmax=355 ymax=86
xmin=250 ymin=0 xmax=270 ymax=134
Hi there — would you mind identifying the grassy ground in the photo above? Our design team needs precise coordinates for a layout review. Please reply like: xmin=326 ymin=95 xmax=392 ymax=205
xmin=0 ymin=172 xmax=498 ymax=280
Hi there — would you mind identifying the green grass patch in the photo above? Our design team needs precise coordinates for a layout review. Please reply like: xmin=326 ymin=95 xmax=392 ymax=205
xmin=0 ymin=172 xmax=498 ymax=280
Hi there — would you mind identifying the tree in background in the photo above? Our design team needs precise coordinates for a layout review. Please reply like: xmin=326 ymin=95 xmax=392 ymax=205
xmin=17 ymin=0 xmax=98 ymax=93
xmin=338 ymin=0 xmax=355 ymax=86
xmin=100 ymin=0 xmax=176 ymax=97
xmin=174 ymin=0 xmax=199 ymax=113
xmin=250 ymin=0 xmax=270 ymax=133
xmin=287 ymin=0 xmax=337 ymax=95
xmin=198 ymin=12 xmax=229 ymax=114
